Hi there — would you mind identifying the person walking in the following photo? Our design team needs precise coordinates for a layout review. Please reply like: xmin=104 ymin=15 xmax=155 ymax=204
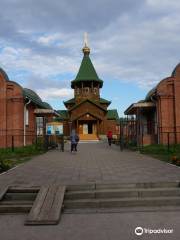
xmin=107 ymin=130 xmax=113 ymax=146
xmin=70 ymin=129 xmax=79 ymax=153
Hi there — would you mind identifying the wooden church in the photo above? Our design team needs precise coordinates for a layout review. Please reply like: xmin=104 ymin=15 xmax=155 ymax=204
xmin=58 ymin=37 xmax=119 ymax=140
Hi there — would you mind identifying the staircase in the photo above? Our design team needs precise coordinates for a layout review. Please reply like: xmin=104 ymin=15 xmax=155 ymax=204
xmin=0 ymin=186 xmax=38 ymax=213
xmin=79 ymin=134 xmax=99 ymax=141
xmin=63 ymin=182 xmax=180 ymax=213
xmin=0 ymin=182 xmax=180 ymax=221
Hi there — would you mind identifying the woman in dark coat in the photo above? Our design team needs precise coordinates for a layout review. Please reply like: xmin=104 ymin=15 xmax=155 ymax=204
xmin=70 ymin=129 xmax=79 ymax=152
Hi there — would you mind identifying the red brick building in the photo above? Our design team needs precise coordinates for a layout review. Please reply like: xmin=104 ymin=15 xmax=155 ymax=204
xmin=124 ymin=63 xmax=180 ymax=145
xmin=0 ymin=68 xmax=58 ymax=148
xmin=58 ymin=42 xmax=119 ymax=140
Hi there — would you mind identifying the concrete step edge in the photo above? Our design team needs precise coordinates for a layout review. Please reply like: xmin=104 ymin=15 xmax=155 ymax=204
xmin=66 ymin=187 xmax=180 ymax=194
xmin=64 ymin=196 xmax=180 ymax=203
xmin=66 ymin=182 xmax=180 ymax=191
xmin=0 ymin=201 xmax=34 ymax=205
xmin=0 ymin=205 xmax=32 ymax=213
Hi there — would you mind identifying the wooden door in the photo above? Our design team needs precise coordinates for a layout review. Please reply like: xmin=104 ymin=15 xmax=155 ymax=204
xmin=83 ymin=124 xmax=88 ymax=134
xmin=93 ymin=123 xmax=97 ymax=134
xmin=79 ymin=124 xmax=83 ymax=134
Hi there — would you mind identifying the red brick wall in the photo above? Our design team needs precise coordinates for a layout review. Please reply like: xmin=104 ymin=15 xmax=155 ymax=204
xmin=0 ymin=71 xmax=38 ymax=148
xmin=156 ymin=68 xmax=180 ymax=144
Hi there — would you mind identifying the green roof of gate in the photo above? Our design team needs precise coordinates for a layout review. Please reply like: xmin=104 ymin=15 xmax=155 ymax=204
xmin=57 ymin=110 xmax=69 ymax=120
xmin=107 ymin=109 xmax=119 ymax=121
xmin=71 ymin=55 xmax=103 ymax=88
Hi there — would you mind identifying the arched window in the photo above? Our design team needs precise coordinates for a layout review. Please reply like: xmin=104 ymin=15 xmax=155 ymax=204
xmin=76 ymin=88 xmax=80 ymax=95
xmin=84 ymin=87 xmax=89 ymax=94
xmin=94 ymin=88 xmax=98 ymax=94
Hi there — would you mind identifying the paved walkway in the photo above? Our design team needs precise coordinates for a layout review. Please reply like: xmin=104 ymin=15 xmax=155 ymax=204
xmin=0 ymin=142 xmax=180 ymax=240
xmin=0 ymin=142 xmax=180 ymax=187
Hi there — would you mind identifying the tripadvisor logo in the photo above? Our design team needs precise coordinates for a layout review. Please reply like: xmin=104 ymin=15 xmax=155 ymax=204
xmin=135 ymin=227 xmax=143 ymax=236
xmin=135 ymin=226 xmax=173 ymax=236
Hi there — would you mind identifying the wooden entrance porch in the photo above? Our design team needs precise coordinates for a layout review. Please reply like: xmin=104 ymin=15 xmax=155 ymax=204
xmin=77 ymin=120 xmax=99 ymax=141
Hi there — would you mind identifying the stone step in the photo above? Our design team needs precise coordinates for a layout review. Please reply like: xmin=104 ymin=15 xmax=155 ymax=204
xmin=0 ymin=204 xmax=32 ymax=213
xmin=64 ymin=196 xmax=180 ymax=209
xmin=79 ymin=134 xmax=99 ymax=141
xmin=64 ymin=206 xmax=180 ymax=214
xmin=0 ymin=200 xmax=34 ymax=205
xmin=65 ymin=188 xmax=180 ymax=200
xmin=3 ymin=193 xmax=37 ymax=201
xmin=66 ymin=182 xmax=180 ymax=191
xmin=8 ymin=187 xmax=39 ymax=193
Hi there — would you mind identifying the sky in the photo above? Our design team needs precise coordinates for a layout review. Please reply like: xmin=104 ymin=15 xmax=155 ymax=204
xmin=0 ymin=0 xmax=180 ymax=116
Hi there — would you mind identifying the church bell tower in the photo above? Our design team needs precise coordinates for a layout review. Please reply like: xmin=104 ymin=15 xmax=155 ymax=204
xmin=71 ymin=33 xmax=103 ymax=103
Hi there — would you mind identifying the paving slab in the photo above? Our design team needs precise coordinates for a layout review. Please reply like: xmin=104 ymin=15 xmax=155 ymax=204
xmin=0 ymin=142 xmax=180 ymax=240
xmin=0 ymin=142 xmax=179 ymax=187
xmin=0 ymin=211 xmax=179 ymax=240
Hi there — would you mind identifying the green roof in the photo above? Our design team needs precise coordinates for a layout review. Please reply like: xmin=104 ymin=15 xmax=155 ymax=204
xmin=69 ymin=99 xmax=107 ymax=112
xmin=145 ymin=87 xmax=156 ymax=101
xmin=71 ymin=55 xmax=103 ymax=88
xmin=57 ymin=110 xmax=69 ymax=120
xmin=64 ymin=97 xmax=111 ymax=106
xmin=172 ymin=63 xmax=180 ymax=77
xmin=100 ymin=98 xmax=111 ymax=104
xmin=42 ymin=102 xmax=53 ymax=109
xmin=23 ymin=88 xmax=52 ymax=109
xmin=64 ymin=98 xmax=75 ymax=105
xmin=0 ymin=67 xmax=10 ymax=81
xmin=107 ymin=109 xmax=119 ymax=121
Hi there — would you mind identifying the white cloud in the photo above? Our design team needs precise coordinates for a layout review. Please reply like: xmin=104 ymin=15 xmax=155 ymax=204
xmin=37 ymin=88 xmax=73 ymax=100
xmin=146 ymin=0 xmax=180 ymax=10
xmin=37 ymin=33 xmax=63 ymax=45
xmin=0 ymin=46 xmax=79 ymax=79
xmin=0 ymin=0 xmax=180 ymax=97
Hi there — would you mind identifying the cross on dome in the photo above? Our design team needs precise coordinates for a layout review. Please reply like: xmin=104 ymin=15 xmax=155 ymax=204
xmin=82 ymin=32 xmax=90 ymax=55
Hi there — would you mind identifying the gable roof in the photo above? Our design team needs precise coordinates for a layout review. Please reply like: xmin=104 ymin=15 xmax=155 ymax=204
xmin=64 ymin=97 xmax=111 ymax=106
xmin=69 ymin=98 xmax=107 ymax=112
xmin=71 ymin=55 xmax=103 ymax=88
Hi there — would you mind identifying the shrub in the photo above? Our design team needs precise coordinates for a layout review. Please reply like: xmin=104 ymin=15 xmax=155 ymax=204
xmin=0 ymin=159 xmax=12 ymax=172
